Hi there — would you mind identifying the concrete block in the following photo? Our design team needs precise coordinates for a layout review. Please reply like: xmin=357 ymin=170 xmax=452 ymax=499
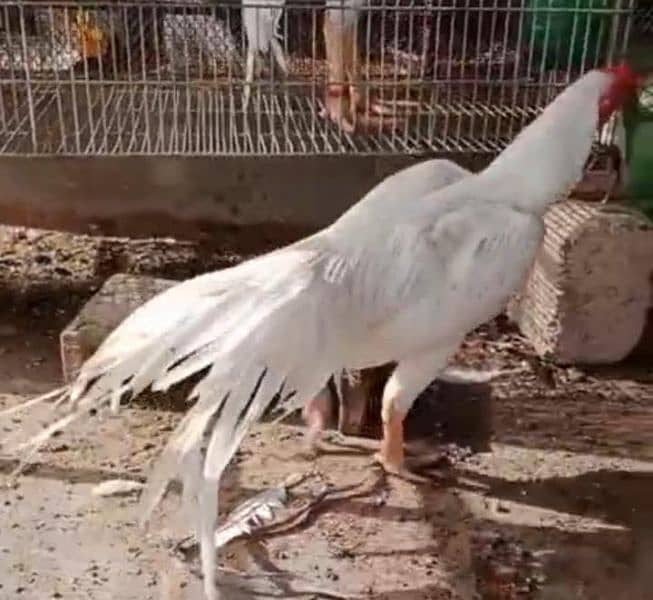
xmin=508 ymin=201 xmax=653 ymax=364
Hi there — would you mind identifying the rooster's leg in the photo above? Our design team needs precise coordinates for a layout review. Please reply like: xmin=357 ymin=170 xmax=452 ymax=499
xmin=323 ymin=6 xmax=408 ymax=133
xmin=340 ymin=9 xmax=410 ymax=131
xmin=374 ymin=347 xmax=455 ymax=479
xmin=377 ymin=406 xmax=405 ymax=471
xmin=243 ymin=50 xmax=255 ymax=112
xmin=340 ymin=17 xmax=372 ymax=122
xmin=301 ymin=386 xmax=333 ymax=454
xmin=323 ymin=8 xmax=356 ymax=133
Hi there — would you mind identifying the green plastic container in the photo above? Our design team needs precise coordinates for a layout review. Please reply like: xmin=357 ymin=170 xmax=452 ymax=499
xmin=525 ymin=0 xmax=612 ymax=70
xmin=623 ymin=84 xmax=653 ymax=220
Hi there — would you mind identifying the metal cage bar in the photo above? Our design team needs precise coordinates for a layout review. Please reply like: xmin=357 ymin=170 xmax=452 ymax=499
xmin=0 ymin=0 xmax=636 ymax=156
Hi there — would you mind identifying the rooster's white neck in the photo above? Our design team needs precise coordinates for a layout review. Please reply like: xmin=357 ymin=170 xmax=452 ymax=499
xmin=479 ymin=70 xmax=613 ymax=217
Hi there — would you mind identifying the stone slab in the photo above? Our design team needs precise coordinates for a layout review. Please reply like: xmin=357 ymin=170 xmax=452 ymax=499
xmin=508 ymin=201 xmax=653 ymax=364
xmin=60 ymin=273 xmax=175 ymax=383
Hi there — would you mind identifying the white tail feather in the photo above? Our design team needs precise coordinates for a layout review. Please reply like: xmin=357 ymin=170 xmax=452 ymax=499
xmin=198 ymin=479 xmax=220 ymax=600
xmin=0 ymin=386 xmax=67 ymax=419
xmin=11 ymin=409 xmax=86 ymax=477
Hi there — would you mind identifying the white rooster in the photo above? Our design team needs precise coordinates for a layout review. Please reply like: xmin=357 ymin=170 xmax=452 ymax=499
xmin=3 ymin=63 xmax=640 ymax=600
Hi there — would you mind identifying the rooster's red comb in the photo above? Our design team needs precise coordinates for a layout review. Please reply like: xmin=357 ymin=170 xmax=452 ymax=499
xmin=597 ymin=60 xmax=642 ymax=125
xmin=600 ymin=60 xmax=642 ymax=88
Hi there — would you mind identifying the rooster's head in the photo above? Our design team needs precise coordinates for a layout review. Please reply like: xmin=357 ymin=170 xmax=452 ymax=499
xmin=598 ymin=61 xmax=642 ymax=124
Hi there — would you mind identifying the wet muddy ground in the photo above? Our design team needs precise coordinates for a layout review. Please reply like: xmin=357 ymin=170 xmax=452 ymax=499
xmin=0 ymin=226 xmax=652 ymax=599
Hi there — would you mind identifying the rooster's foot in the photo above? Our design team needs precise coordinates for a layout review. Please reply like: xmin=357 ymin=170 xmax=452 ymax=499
xmin=372 ymin=452 xmax=431 ymax=484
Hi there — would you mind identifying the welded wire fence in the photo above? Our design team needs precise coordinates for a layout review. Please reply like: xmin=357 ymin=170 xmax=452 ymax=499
xmin=0 ymin=0 xmax=635 ymax=156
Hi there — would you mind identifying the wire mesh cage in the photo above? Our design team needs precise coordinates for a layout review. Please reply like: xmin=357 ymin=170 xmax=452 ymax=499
xmin=0 ymin=0 xmax=635 ymax=156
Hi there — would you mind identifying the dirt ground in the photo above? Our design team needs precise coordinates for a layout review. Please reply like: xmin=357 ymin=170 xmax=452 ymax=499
xmin=0 ymin=226 xmax=652 ymax=600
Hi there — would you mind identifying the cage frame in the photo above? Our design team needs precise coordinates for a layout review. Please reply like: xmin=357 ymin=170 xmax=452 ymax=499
xmin=0 ymin=0 xmax=637 ymax=157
